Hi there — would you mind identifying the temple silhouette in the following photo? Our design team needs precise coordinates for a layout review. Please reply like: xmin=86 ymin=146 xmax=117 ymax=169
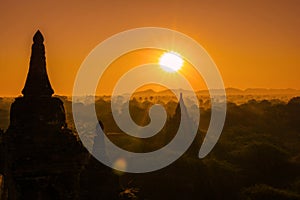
xmin=0 ymin=31 xmax=119 ymax=200
xmin=164 ymin=92 xmax=202 ymax=156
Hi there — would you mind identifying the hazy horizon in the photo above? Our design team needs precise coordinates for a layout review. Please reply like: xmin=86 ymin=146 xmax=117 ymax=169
xmin=1 ymin=87 xmax=300 ymax=97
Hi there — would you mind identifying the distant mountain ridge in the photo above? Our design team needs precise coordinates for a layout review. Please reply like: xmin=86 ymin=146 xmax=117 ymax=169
xmin=131 ymin=88 xmax=300 ymax=97
xmin=1 ymin=88 xmax=300 ymax=99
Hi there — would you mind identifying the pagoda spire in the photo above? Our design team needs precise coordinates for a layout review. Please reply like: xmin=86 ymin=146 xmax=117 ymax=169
xmin=22 ymin=30 xmax=54 ymax=97
xmin=175 ymin=92 xmax=188 ymax=116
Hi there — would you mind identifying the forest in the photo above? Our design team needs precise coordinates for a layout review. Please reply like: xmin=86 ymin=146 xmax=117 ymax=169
xmin=1 ymin=95 xmax=300 ymax=199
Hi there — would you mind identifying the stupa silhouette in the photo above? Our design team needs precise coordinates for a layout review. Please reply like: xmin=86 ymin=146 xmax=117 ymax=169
xmin=2 ymin=31 xmax=87 ymax=200
xmin=165 ymin=93 xmax=202 ymax=156
xmin=21 ymin=30 xmax=54 ymax=97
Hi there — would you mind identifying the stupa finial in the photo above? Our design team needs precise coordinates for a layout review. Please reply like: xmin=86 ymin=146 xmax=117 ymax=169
xmin=33 ymin=30 xmax=44 ymax=44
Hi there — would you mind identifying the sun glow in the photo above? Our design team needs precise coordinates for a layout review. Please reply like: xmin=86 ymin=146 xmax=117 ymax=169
xmin=159 ymin=51 xmax=184 ymax=72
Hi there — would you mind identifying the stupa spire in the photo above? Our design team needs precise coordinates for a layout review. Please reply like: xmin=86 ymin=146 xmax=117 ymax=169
xmin=173 ymin=92 xmax=191 ymax=125
xmin=22 ymin=30 xmax=54 ymax=97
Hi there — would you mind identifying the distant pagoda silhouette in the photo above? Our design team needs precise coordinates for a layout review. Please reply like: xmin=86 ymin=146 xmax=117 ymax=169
xmin=170 ymin=93 xmax=194 ymax=136
xmin=165 ymin=93 xmax=202 ymax=156
xmin=2 ymin=31 xmax=87 ymax=200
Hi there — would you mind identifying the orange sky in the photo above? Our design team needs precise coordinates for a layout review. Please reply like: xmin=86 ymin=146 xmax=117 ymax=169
xmin=97 ymin=49 xmax=206 ymax=95
xmin=0 ymin=0 xmax=299 ymax=96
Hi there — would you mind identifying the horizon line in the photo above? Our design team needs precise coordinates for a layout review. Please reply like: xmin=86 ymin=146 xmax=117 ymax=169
xmin=1 ymin=87 xmax=300 ymax=97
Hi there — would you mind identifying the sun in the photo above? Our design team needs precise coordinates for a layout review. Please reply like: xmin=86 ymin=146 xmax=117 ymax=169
xmin=159 ymin=51 xmax=184 ymax=72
